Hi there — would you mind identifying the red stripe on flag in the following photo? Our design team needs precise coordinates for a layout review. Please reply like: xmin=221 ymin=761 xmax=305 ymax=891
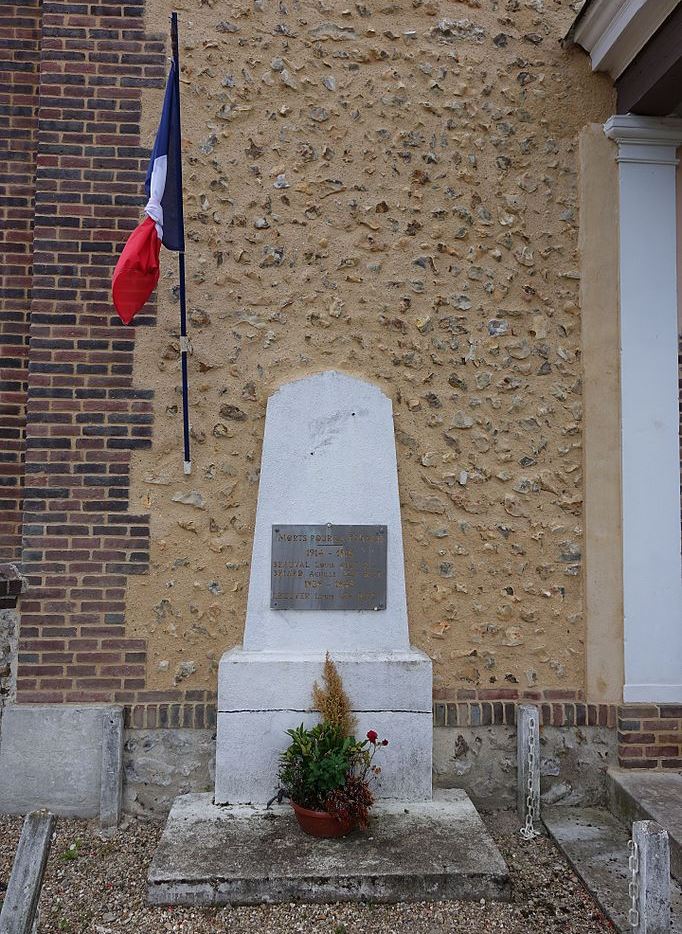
xmin=112 ymin=216 xmax=161 ymax=325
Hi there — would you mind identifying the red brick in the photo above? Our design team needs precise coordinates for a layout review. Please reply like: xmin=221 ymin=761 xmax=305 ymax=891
xmin=74 ymin=652 xmax=122 ymax=664
xmin=456 ymin=689 xmax=476 ymax=700
xmin=644 ymin=745 xmax=679 ymax=758
xmin=618 ymin=705 xmax=660 ymax=718
xmin=17 ymin=690 xmax=64 ymax=703
xmin=618 ymin=745 xmax=644 ymax=758
xmin=618 ymin=732 xmax=655 ymax=745
xmin=477 ymin=688 xmax=519 ymax=700
xmin=652 ymin=733 xmax=682 ymax=745
xmin=642 ymin=719 xmax=680 ymax=732
xmin=660 ymin=705 xmax=682 ymax=718
xmin=64 ymin=690 xmax=115 ymax=703
xmin=40 ymin=678 xmax=74 ymax=690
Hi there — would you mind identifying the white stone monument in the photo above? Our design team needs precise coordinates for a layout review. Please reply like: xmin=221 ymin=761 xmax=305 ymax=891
xmin=215 ymin=371 xmax=432 ymax=803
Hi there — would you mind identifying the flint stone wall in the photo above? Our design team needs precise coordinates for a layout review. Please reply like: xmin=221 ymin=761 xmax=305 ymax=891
xmin=126 ymin=0 xmax=615 ymax=706
xmin=120 ymin=723 xmax=615 ymax=817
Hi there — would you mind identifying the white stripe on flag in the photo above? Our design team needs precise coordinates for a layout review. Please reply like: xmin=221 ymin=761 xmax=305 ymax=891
xmin=144 ymin=153 xmax=167 ymax=239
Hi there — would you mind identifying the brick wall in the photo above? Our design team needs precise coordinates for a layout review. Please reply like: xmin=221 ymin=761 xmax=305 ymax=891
xmin=0 ymin=1 xmax=42 ymax=561
xmin=618 ymin=704 xmax=682 ymax=769
xmin=15 ymin=1 xmax=165 ymax=705
xmin=432 ymin=686 xmax=615 ymax=728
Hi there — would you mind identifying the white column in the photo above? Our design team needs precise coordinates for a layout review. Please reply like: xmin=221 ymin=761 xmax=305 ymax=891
xmin=604 ymin=115 xmax=682 ymax=704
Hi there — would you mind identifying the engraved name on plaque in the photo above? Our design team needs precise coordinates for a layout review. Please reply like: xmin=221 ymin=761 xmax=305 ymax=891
xmin=270 ymin=524 xmax=387 ymax=611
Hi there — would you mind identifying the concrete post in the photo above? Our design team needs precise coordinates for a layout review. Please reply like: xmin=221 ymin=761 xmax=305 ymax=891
xmin=0 ymin=810 xmax=55 ymax=934
xmin=99 ymin=707 xmax=124 ymax=829
xmin=633 ymin=820 xmax=671 ymax=934
xmin=516 ymin=704 xmax=540 ymax=822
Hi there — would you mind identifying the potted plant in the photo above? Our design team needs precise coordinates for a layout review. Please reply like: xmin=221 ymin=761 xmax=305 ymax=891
xmin=277 ymin=654 xmax=388 ymax=838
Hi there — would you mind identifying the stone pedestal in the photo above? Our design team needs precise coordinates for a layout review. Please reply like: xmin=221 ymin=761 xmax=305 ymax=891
xmin=216 ymin=649 xmax=432 ymax=803
xmin=214 ymin=372 xmax=433 ymax=805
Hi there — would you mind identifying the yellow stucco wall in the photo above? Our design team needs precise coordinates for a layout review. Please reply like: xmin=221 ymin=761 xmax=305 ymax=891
xmin=125 ymin=0 xmax=615 ymax=698
xmin=580 ymin=124 xmax=623 ymax=704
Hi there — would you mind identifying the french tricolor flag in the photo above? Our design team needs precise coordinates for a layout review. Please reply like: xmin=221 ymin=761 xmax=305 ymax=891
xmin=112 ymin=60 xmax=185 ymax=325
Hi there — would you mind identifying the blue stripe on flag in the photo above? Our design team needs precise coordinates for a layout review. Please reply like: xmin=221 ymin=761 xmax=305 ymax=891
xmin=145 ymin=60 xmax=185 ymax=252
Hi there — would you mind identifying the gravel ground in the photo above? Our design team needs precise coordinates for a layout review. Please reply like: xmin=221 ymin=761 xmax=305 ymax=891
xmin=0 ymin=810 xmax=614 ymax=934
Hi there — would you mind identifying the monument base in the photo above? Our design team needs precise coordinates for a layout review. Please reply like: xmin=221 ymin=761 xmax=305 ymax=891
xmin=148 ymin=791 xmax=510 ymax=906
xmin=215 ymin=647 xmax=432 ymax=804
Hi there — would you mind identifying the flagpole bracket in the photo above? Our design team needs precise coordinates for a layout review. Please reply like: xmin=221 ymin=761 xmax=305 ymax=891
xmin=179 ymin=336 xmax=190 ymax=354
xmin=183 ymin=460 xmax=192 ymax=476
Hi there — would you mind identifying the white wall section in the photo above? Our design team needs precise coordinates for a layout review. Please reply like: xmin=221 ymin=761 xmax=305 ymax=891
xmin=604 ymin=115 xmax=682 ymax=703
xmin=573 ymin=0 xmax=679 ymax=79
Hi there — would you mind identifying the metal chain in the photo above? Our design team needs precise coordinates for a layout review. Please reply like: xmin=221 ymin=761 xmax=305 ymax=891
xmin=519 ymin=714 xmax=541 ymax=841
xmin=628 ymin=838 xmax=640 ymax=929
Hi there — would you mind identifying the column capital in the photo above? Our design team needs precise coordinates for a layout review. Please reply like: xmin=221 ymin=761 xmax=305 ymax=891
xmin=604 ymin=114 xmax=682 ymax=165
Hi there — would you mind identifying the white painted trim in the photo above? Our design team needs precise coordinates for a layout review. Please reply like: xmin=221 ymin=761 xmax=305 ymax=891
xmin=604 ymin=115 xmax=682 ymax=148
xmin=574 ymin=0 xmax=679 ymax=79
xmin=604 ymin=115 xmax=682 ymax=166
xmin=605 ymin=113 xmax=682 ymax=705
xmin=624 ymin=685 xmax=682 ymax=704
xmin=611 ymin=153 xmax=679 ymax=166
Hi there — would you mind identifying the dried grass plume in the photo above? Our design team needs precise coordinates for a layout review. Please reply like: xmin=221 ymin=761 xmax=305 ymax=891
xmin=312 ymin=652 xmax=356 ymax=737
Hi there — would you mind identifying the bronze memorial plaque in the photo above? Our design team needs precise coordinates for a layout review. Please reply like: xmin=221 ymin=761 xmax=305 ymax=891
xmin=271 ymin=524 xmax=387 ymax=611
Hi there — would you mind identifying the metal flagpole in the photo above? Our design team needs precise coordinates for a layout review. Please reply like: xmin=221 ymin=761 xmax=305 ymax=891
xmin=170 ymin=11 xmax=191 ymax=475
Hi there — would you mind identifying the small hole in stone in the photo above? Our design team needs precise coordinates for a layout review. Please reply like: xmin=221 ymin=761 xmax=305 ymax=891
xmin=310 ymin=452 xmax=314 ymax=455
xmin=351 ymin=412 xmax=355 ymax=416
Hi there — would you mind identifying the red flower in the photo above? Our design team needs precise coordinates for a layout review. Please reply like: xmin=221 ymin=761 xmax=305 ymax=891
xmin=366 ymin=729 xmax=378 ymax=743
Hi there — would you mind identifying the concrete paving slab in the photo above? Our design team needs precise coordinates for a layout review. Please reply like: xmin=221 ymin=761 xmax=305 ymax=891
xmin=544 ymin=806 xmax=682 ymax=934
xmin=148 ymin=790 xmax=510 ymax=906
xmin=608 ymin=767 xmax=682 ymax=882
xmin=0 ymin=704 xmax=123 ymax=818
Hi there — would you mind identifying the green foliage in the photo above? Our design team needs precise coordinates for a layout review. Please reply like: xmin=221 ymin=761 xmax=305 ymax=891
xmin=59 ymin=840 xmax=81 ymax=861
xmin=278 ymin=722 xmax=368 ymax=811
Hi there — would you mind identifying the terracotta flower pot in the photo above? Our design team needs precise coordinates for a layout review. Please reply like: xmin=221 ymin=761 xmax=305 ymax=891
xmin=291 ymin=801 xmax=354 ymax=838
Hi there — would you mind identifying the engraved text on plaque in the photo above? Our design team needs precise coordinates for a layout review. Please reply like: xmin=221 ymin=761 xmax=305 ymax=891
xmin=270 ymin=524 xmax=387 ymax=611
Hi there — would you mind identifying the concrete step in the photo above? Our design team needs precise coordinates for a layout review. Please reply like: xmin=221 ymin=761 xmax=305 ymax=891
xmin=544 ymin=806 xmax=682 ymax=934
xmin=148 ymin=790 xmax=510 ymax=906
xmin=607 ymin=767 xmax=682 ymax=881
